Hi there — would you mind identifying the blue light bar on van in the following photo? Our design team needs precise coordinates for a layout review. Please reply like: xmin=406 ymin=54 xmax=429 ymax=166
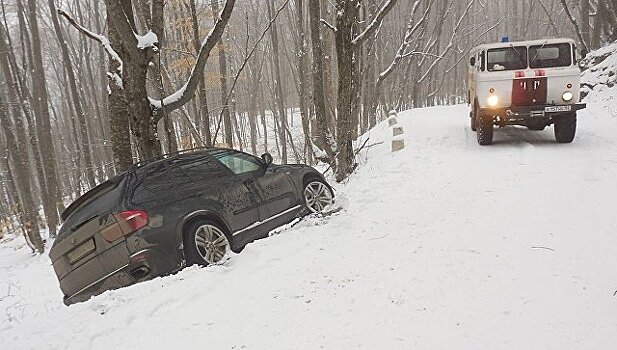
xmin=501 ymin=36 xmax=509 ymax=43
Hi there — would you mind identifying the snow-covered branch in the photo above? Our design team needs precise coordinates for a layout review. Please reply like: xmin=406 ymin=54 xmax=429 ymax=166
xmin=136 ymin=30 xmax=159 ymax=50
xmin=352 ymin=0 xmax=398 ymax=46
xmin=152 ymin=0 xmax=236 ymax=113
xmin=320 ymin=19 xmax=337 ymax=32
xmin=376 ymin=0 xmax=425 ymax=85
xmin=57 ymin=9 xmax=122 ymax=70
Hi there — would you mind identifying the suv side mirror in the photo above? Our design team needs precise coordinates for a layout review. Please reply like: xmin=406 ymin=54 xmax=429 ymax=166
xmin=469 ymin=56 xmax=476 ymax=67
xmin=261 ymin=153 xmax=273 ymax=167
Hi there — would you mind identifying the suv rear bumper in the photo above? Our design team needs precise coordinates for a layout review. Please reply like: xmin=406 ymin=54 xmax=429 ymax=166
xmin=62 ymin=247 xmax=170 ymax=305
xmin=481 ymin=103 xmax=586 ymax=119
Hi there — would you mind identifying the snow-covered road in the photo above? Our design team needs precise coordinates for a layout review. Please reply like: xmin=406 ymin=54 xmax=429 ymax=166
xmin=2 ymin=96 xmax=617 ymax=349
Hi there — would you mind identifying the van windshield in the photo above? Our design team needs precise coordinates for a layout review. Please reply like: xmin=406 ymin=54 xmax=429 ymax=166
xmin=487 ymin=46 xmax=527 ymax=72
xmin=529 ymin=43 xmax=571 ymax=68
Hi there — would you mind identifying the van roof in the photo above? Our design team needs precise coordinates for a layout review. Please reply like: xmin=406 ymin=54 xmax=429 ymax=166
xmin=471 ymin=38 xmax=576 ymax=53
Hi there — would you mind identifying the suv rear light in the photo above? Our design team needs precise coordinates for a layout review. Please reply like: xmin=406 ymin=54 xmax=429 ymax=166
xmin=100 ymin=210 xmax=149 ymax=242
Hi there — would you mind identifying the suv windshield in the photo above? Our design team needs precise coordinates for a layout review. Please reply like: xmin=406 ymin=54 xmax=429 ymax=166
xmin=529 ymin=43 xmax=572 ymax=68
xmin=487 ymin=46 xmax=527 ymax=71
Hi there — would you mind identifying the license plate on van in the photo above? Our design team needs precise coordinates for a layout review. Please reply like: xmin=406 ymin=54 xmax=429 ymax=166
xmin=545 ymin=105 xmax=572 ymax=113
xmin=67 ymin=239 xmax=96 ymax=264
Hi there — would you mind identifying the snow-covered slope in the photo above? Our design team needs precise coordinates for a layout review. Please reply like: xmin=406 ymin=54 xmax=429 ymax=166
xmin=582 ymin=41 xmax=617 ymax=96
xmin=581 ymin=42 xmax=617 ymax=120
xmin=2 ymin=94 xmax=617 ymax=348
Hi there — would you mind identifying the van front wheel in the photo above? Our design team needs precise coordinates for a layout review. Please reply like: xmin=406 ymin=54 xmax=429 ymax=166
xmin=554 ymin=113 xmax=577 ymax=143
xmin=477 ymin=114 xmax=494 ymax=145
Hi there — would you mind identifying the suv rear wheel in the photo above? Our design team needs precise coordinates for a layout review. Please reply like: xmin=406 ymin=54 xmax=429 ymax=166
xmin=554 ymin=112 xmax=577 ymax=143
xmin=477 ymin=112 xmax=494 ymax=145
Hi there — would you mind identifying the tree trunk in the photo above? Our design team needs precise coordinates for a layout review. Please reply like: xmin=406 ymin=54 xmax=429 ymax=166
xmin=334 ymin=0 xmax=358 ymax=182
xmin=47 ymin=0 xmax=97 ymax=190
xmin=266 ymin=0 xmax=289 ymax=164
xmin=190 ymin=0 xmax=212 ymax=146
xmin=211 ymin=0 xmax=234 ymax=147
xmin=26 ymin=0 xmax=61 ymax=237
xmin=580 ymin=0 xmax=590 ymax=47
xmin=0 ymin=87 xmax=43 ymax=253
xmin=308 ymin=0 xmax=336 ymax=163
xmin=294 ymin=0 xmax=313 ymax=164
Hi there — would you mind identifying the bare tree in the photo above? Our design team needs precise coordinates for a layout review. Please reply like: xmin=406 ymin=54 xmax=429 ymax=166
xmin=27 ymin=0 xmax=62 ymax=237
xmin=308 ymin=0 xmax=336 ymax=165
xmin=333 ymin=0 xmax=398 ymax=181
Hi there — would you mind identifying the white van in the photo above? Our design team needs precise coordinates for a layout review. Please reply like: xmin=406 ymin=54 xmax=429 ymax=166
xmin=468 ymin=38 xmax=586 ymax=145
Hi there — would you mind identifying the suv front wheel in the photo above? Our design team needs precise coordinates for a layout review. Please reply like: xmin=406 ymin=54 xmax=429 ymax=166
xmin=303 ymin=179 xmax=334 ymax=214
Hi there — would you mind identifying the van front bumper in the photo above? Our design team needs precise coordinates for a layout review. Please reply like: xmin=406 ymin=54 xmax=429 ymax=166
xmin=481 ymin=103 xmax=586 ymax=119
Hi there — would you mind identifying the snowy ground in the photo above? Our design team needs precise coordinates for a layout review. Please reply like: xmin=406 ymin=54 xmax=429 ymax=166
xmin=2 ymin=88 xmax=617 ymax=348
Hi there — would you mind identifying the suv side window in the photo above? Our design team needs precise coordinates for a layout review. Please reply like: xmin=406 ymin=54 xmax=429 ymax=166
xmin=210 ymin=149 xmax=263 ymax=175
xmin=167 ymin=154 xmax=229 ymax=182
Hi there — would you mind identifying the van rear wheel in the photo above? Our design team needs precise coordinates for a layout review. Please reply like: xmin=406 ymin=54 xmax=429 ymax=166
xmin=477 ymin=113 xmax=494 ymax=145
xmin=554 ymin=113 xmax=577 ymax=143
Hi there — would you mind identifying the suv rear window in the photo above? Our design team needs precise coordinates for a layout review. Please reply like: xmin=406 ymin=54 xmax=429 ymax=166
xmin=529 ymin=43 xmax=572 ymax=68
xmin=487 ymin=46 xmax=527 ymax=71
xmin=59 ymin=178 xmax=125 ymax=237
xmin=61 ymin=179 xmax=123 ymax=222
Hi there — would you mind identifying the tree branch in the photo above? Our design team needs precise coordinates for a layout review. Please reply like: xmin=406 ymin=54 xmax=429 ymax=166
xmin=535 ymin=0 xmax=561 ymax=37
xmin=57 ymin=9 xmax=122 ymax=69
xmin=320 ymin=18 xmax=337 ymax=32
xmin=212 ymin=0 xmax=290 ymax=143
xmin=376 ymin=0 xmax=427 ymax=85
xmin=418 ymin=0 xmax=474 ymax=84
xmin=153 ymin=0 xmax=236 ymax=112
xmin=558 ymin=0 xmax=589 ymax=51
xmin=352 ymin=0 xmax=398 ymax=46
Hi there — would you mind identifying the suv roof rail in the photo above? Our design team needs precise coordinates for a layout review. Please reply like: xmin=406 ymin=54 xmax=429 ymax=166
xmin=128 ymin=147 xmax=214 ymax=171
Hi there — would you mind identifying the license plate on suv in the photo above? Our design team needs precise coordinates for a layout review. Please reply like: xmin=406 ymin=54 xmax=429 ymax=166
xmin=545 ymin=105 xmax=572 ymax=113
xmin=67 ymin=239 xmax=96 ymax=264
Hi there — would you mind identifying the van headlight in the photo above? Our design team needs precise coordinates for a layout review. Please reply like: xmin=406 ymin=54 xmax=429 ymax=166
xmin=562 ymin=91 xmax=574 ymax=102
xmin=487 ymin=95 xmax=499 ymax=107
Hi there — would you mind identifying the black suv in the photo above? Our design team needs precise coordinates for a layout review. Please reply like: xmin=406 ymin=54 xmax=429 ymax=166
xmin=49 ymin=148 xmax=334 ymax=305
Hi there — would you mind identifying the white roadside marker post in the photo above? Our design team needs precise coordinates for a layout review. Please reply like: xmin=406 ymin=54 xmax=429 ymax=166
xmin=388 ymin=110 xmax=405 ymax=152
